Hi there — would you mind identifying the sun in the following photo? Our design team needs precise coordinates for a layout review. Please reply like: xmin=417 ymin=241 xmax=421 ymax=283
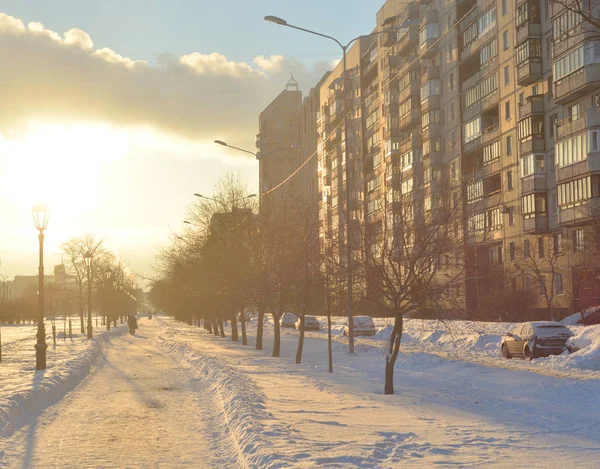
xmin=0 ymin=121 xmax=129 ymax=214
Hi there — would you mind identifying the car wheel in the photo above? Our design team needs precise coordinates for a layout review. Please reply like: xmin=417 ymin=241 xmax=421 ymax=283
xmin=501 ymin=344 xmax=512 ymax=359
xmin=524 ymin=345 xmax=534 ymax=361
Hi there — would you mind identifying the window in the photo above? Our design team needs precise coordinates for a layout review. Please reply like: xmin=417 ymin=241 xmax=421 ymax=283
xmin=539 ymin=275 xmax=547 ymax=296
xmin=504 ymin=65 xmax=510 ymax=85
xmin=554 ymin=233 xmax=562 ymax=255
xmin=483 ymin=141 xmax=500 ymax=164
xmin=522 ymin=193 xmax=547 ymax=218
xmin=502 ymin=0 xmax=507 ymax=15
xmin=463 ymin=72 xmax=498 ymax=109
xmin=557 ymin=176 xmax=594 ymax=208
xmin=553 ymin=8 xmax=583 ymax=42
xmin=538 ymin=237 xmax=545 ymax=257
xmin=507 ymin=135 xmax=513 ymax=156
xmin=516 ymin=39 xmax=542 ymax=65
xmin=546 ymin=36 xmax=552 ymax=60
xmin=532 ymin=84 xmax=539 ymax=95
xmin=468 ymin=181 xmax=484 ymax=202
xmin=573 ymin=229 xmax=584 ymax=251
xmin=509 ymin=206 xmax=515 ymax=225
xmin=423 ymin=138 xmax=441 ymax=155
xmin=420 ymin=23 xmax=440 ymax=45
xmin=555 ymin=273 xmax=564 ymax=295
xmin=480 ymin=40 xmax=498 ymax=66
xmin=524 ymin=239 xmax=531 ymax=258
xmin=451 ymin=102 xmax=455 ymax=120
xmin=505 ymin=100 xmax=511 ymax=120
xmin=553 ymin=45 xmax=585 ymax=82
xmin=520 ymin=154 xmax=545 ymax=177
xmin=449 ymin=73 xmax=455 ymax=90
xmin=503 ymin=30 xmax=509 ymax=50
xmin=593 ymin=94 xmax=600 ymax=108
xmin=463 ymin=117 xmax=482 ymax=143
xmin=508 ymin=171 xmax=513 ymax=190
xmin=556 ymin=132 xmax=589 ymax=167
xmin=519 ymin=92 xmax=524 ymax=105
xmin=420 ymin=80 xmax=440 ymax=101
xmin=510 ymin=242 xmax=516 ymax=260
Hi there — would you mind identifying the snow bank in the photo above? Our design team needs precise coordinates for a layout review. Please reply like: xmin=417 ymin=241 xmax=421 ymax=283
xmin=156 ymin=332 xmax=294 ymax=469
xmin=0 ymin=326 xmax=128 ymax=437
xmin=539 ymin=325 xmax=600 ymax=371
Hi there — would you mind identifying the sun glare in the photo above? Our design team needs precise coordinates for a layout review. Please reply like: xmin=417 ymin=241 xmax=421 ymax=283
xmin=0 ymin=122 xmax=129 ymax=213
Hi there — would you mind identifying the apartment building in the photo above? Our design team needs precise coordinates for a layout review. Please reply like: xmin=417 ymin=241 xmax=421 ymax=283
xmin=260 ymin=0 xmax=600 ymax=318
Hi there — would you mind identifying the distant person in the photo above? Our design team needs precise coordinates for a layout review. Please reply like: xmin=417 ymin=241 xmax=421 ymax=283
xmin=148 ymin=311 xmax=152 ymax=320
xmin=128 ymin=314 xmax=138 ymax=335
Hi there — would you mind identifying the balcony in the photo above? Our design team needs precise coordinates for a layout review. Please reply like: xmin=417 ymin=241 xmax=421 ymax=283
xmin=400 ymin=133 xmax=421 ymax=154
xmin=518 ymin=94 xmax=544 ymax=120
xmin=556 ymin=107 xmax=600 ymax=140
xmin=420 ymin=36 xmax=439 ymax=59
xmin=398 ymin=27 xmax=419 ymax=55
xmin=555 ymin=64 xmax=600 ymax=105
xmin=517 ymin=58 xmax=543 ymax=86
xmin=329 ymin=102 xmax=344 ymax=125
xmin=482 ymin=123 xmax=500 ymax=146
xmin=558 ymin=197 xmax=600 ymax=227
xmin=398 ymin=80 xmax=420 ymax=103
xmin=557 ymin=152 xmax=600 ymax=182
xmin=520 ymin=135 xmax=545 ymax=155
xmin=383 ymin=101 xmax=399 ymax=116
xmin=382 ymin=30 xmax=397 ymax=48
xmin=521 ymin=174 xmax=547 ymax=195
xmin=383 ymin=127 xmax=401 ymax=141
xmin=516 ymin=21 xmax=541 ymax=45
xmin=523 ymin=215 xmax=548 ymax=233
xmin=421 ymin=66 xmax=440 ymax=84
xmin=326 ymin=128 xmax=341 ymax=150
xmin=422 ymin=122 xmax=442 ymax=141
xmin=399 ymin=108 xmax=421 ymax=130
xmin=421 ymin=94 xmax=440 ymax=114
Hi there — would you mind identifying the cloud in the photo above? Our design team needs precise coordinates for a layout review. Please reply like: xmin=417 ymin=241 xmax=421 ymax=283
xmin=254 ymin=55 xmax=285 ymax=73
xmin=0 ymin=13 xmax=331 ymax=151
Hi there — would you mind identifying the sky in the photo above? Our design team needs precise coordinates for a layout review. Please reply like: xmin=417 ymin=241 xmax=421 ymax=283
xmin=0 ymin=0 xmax=379 ymax=282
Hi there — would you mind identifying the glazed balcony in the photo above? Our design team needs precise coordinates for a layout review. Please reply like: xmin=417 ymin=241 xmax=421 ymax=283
xmin=523 ymin=215 xmax=548 ymax=233
xmin=521 ymin=174 xmax=547 ymax=195
xmin=518 ymin=94 xmax=544 ymax=120
xmin=421 ymin=66 xmax=440 ymax=85
xmin=398 ymin=80 xmax=420 ymax=104
xmin=520 ymin=135 xmax=545 ymax=155
xmin=557 ymin=152 xmax=600 ymax=183
xmin=555 ymin=64 xmax=600 ymax=105
xmin=422 ymin=122 xmax=442 ymax=141
xmin=516 ymin=20 xmax=541 ymax=45
xmin=559 ymin=197 xmax=600 ymax=227
xmin=421 ymin=94 xmax=440 ymax=114
xmin=400 ymin=134 xmax=421 ymax=155
xmin=399 ymin=108 xmax=421 ymax=130
xmin=398 ymin=26 xmax=419 ymax=55
xmin=420 ymin=37 xmax=439 ymax=59
xmin=556 ymin=107 xmax=600 ymax=141
xmin=517 ymin=58 xmax=543 ymax=86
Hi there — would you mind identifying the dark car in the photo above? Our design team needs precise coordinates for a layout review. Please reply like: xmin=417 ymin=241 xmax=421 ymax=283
xmin=501 ymin=321 xmax=574 ymax=360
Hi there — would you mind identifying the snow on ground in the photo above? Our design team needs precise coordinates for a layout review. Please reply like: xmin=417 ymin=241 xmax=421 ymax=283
xmin=154 ymin=316 xmax=600 ymax=467
xmin=0 ymin=318 xmax=128 ymax=439
xmin=2 ymin=315 xmax=600 ymax=467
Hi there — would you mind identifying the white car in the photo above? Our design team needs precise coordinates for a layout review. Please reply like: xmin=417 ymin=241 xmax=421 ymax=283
xmin=281 ymin=312 xmax=297 ymax=328
xmin=295 ymin=315 xmax=320 ymax=331
xmin=343 ymin=316 xmax=376 ymax=337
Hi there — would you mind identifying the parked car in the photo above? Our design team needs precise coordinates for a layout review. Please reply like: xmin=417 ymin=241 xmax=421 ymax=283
xmin=295 ymin=315 xmax=320 ymax=331
xmin=501 ymin=321 xmax=574 ymax=360
xmin=343 ymin=316 xmax=376 ymax=337
xmin=281 ymin=312 xmax=297 ymax=328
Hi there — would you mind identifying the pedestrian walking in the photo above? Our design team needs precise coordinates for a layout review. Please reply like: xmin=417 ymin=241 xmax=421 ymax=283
xmin=128 ymin=314 xmax=138 ymax=335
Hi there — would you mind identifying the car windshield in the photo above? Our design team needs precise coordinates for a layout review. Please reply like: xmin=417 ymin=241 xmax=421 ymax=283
xmin=535 ymin=326 xmax=573 ymax=337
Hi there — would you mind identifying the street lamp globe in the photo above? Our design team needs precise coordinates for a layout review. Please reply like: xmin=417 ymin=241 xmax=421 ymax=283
xmin=32 ymin=204 xmax=50 ymax=232
xmin=84 ymin=252 xmax=93 ymax=267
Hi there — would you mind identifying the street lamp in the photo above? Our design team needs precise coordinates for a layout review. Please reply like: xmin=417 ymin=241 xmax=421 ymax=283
xmin=106 ymin=270 xmax=112 ymax=331
xmin=84 ymin=252 xmax=93 ymax=338
xmin=265 ymin=15 xmax=395 ymax=354
xmin=32 ymin=204 xmax=50 ymax=370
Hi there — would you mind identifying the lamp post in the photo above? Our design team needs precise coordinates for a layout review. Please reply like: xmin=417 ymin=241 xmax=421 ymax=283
xmin=32 ymin=204 xmax=50 ymax=370
xmin=265 ymin=15 xmax=396 ymax=354
xmin=106 ymin=270 xmax=112 ymax=331
xmin=84 ymin=252 xmax=93 ymax=338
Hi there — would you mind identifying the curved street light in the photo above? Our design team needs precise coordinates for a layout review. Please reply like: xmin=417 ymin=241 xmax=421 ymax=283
xmin=83 ymin=251 xmax=93 ymax=339
xmin=32 ymin=204 xmax=50 ymax=370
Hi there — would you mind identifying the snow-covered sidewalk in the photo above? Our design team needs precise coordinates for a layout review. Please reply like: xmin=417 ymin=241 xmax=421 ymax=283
xmin=1 ymin=319 xmax=239 ymax=468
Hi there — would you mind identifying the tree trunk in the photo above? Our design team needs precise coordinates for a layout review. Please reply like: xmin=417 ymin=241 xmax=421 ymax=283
xmin=230 ymin=311 xmax=238 ymax=342
xmin=295 ymin=314 xmax=305 ymax=364
xmin=206 ymin=320 xmax=213 ymax=334
xmin=256 ymin=305 xmax=265 ymax=351
xmin=68 ymin=319 xmax=72 ymax=339
xmin=240 ymin=310 xmax=248 ymax=346
xmin=272 ymin=313 xmax=281 ymax=357
xmin=219 ymin=319 xmax=225 ymax=337
xmin=52 ymin=325 xmax=56 ymax=346
xmin=327 ymin=305 xmax=333 ymax=373
xmin=384 ymin=315 xmax=403 ymax=395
